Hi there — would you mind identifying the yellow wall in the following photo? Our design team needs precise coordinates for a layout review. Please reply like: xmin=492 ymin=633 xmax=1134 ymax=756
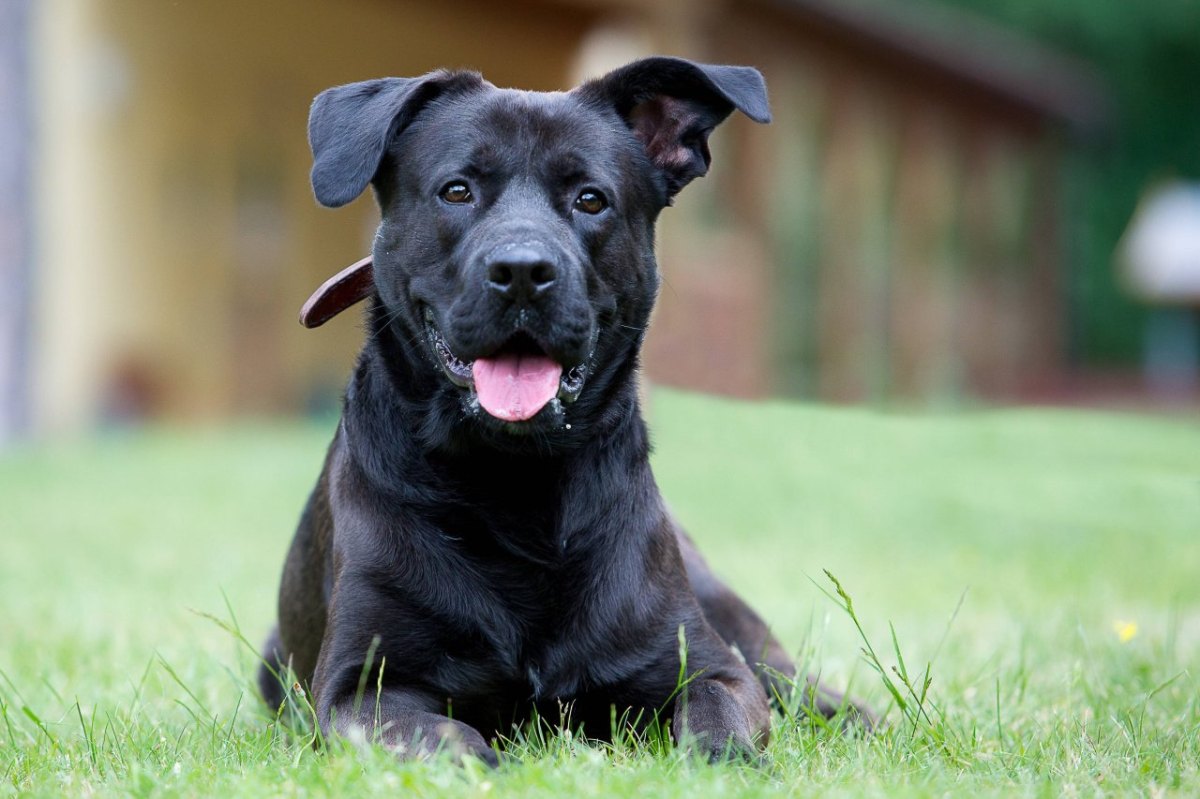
xmin=32 ymin=0 xmax=593 ymax=431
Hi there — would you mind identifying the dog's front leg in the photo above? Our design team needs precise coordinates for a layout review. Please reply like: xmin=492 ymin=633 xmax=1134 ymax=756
xmin=670 ymin=627 xmax=772 ymax=760
xmin=320 ymin=685 xmax=499 ymax=766
xmin=310 ymin=581 xmax=498 ymax=765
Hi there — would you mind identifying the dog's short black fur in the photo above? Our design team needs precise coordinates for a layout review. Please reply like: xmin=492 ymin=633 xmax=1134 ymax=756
xmin=260 ymin=57 xmax=867 ymax=764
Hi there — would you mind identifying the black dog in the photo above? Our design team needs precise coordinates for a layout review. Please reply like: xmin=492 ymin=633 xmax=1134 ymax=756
xmin=260 ymin=57 xmax=866 ymax=764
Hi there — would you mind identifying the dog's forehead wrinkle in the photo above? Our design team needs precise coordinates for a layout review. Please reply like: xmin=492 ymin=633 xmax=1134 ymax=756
xmin=482 ymin=91 xmax=612 ymax=151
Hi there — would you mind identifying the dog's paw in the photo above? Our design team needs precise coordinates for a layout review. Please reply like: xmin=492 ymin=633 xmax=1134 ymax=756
xmin=841 ymin=698 xmax=882 ymax=734
xmin=672 ymin=679 xmax=767 ymax=763
xmin=371 ymin=714 xmax=499 ymax=767
xmin=806 ymin=695 xmax=882 ymax=735
xmin=792 ymin=677 xmax=881 ymax=735
xmin=696 ymin=732 xmax=757 ymax=764
xmin=433 ymin=720 xmax=501 ymax=768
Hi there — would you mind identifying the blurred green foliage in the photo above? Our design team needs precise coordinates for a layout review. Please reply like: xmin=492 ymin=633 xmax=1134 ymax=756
xmin=930 ymin=0 xmax=1200 ymax=364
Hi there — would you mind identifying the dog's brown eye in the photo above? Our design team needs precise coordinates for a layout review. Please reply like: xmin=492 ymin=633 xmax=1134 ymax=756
xmin=574 ymin=189 xmax=607 ymax=215
xmin=440 ymin=182 xmax=473 ymax=204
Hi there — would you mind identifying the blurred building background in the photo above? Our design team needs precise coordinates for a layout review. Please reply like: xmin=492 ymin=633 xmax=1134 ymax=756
xmin=1 ymin=0 xmax=1197 ymax=440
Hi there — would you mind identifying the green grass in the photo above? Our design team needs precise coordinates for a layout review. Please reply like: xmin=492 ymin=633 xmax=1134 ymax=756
xmin=1 ymin=389 xmax=1198 ymax=796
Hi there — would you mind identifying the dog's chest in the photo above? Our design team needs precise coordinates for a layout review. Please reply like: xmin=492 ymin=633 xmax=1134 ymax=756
xmin=410 ymin=466 xmax=665 ymax=709
xmin=431 ymin=549 xmax=629 ymax=703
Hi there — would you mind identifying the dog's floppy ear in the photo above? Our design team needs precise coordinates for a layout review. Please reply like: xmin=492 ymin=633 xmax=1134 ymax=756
xmin=579 ymin=56 xmax=770 ymax=201
xmin=308 ymin=71 xmax=483 ymax=208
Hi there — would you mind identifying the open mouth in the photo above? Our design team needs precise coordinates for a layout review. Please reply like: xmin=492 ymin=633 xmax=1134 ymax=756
xmin=424 ymin=308 xmax=587 ymax=423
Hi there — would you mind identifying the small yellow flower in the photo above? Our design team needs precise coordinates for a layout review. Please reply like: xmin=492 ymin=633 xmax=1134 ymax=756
xmin=1113 ymin=620 xmax=1138 ymax=643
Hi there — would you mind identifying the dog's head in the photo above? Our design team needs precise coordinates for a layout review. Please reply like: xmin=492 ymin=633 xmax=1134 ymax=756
xmin=306 ymin=57 xmax=769 ymax=449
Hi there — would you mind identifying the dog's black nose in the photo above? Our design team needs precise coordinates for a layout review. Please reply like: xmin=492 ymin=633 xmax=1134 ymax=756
xmin=486 ymin=247 xmax=556 ymax=302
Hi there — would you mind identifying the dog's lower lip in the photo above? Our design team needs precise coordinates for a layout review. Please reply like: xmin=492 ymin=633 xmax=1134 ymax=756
xmin=422 ymin=308 xmax=590 ymax=406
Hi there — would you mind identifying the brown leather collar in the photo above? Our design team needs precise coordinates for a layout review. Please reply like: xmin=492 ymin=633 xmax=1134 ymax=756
xmin=299 ymin=255 xmax=375 ymax=328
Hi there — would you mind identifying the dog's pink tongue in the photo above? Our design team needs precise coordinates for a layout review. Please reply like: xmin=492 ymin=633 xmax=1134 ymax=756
xmin=473 ymin=353 xmax=563 ymax=422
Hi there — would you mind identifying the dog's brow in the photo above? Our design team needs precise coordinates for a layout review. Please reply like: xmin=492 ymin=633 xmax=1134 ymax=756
xmin=465 ymin=148 xmax=501 ymax=173
xmin=462 ymin=161 xmax=499 ymax=181
xmin=544 ymin=152 xmax=594 ymax=184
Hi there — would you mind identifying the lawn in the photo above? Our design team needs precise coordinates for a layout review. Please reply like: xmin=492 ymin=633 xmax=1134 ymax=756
xmin=1 ymin=389 xmax=1197 ymax=797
